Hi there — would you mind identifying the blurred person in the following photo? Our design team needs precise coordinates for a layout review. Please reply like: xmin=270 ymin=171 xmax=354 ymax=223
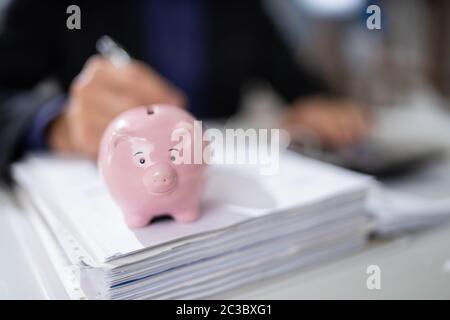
xmin=0 ymin=0 xmax=371 ymax=181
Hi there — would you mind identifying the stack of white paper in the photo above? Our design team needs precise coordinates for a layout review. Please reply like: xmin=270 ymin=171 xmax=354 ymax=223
xmin=368 ymin=187 xmax=450 ymax=235
xmin=13 ymin=151 xmax=373 ymax=299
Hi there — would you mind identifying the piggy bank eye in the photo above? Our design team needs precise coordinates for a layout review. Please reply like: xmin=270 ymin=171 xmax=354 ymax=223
xmin=169 ymin=148 xmax=180 ymax=164
xmin=133 ymin=152 xmax=149 ymax=168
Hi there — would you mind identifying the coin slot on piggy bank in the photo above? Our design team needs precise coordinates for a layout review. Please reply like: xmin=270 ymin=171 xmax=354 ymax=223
xmin=146 ymin=106 xmax=154 ymax=115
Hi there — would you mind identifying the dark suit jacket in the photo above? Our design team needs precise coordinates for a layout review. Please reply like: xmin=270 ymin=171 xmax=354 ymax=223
xmin=0 ymin=0 xmax=326 ymax=181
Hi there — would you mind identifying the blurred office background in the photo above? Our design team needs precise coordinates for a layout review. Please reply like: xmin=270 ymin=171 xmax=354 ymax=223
xmin=1 ymin=0 xmax=449 ymax=110
xmin=265 ymin=0 xmax=450 ymax=107
xmin=2 ymin=0 xmax=449 ymax=106
xmin=224 ymin=0 xmax=450 ymax=177
xmin=1 ymin=0 xmax=449 ymax=169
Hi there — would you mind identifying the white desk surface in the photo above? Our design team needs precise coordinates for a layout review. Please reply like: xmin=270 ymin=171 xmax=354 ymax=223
xmin=1 ymin=157 xmax=450 ymax=300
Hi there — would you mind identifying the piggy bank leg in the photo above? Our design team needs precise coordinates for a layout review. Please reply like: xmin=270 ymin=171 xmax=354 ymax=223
xmin=174 ymin=208 xmax=200 ymax=223
xmin=123 ymin=213 xmax=151 ymax=228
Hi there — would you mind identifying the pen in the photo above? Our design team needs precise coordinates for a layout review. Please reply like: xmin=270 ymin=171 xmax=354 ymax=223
xmin=96 ymin=35 xmax=131 ymax=68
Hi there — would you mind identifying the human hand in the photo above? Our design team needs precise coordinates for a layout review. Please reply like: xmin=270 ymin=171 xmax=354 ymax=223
xmin=280 ymin=96 xmax=373 ymax=150
xmin=48 ymin=56 xmax=186 ymax=158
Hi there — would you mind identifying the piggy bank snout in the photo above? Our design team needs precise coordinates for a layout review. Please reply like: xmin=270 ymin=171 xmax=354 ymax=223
xmin=143 ymin=165 xmax=177 ymax=194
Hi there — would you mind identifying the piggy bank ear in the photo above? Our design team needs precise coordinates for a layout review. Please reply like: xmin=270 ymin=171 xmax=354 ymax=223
xmin=172 ymin=121 xmax=194 ymax=149
xmin=110 ymin=131 xmax=130 ymax=149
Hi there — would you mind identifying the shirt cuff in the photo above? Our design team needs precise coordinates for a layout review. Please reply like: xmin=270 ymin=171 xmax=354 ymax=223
xmin=24 ymin=95 xmax=67 ymax=151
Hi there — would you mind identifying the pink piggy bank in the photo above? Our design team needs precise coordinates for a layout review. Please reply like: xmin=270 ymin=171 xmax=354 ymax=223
xmin=98 ymin=104 xmax=207 ymax=228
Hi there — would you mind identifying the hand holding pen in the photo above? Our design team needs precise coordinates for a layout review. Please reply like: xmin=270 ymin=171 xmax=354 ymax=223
xmin=48 ymin=36 xmax=186 ymax=159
